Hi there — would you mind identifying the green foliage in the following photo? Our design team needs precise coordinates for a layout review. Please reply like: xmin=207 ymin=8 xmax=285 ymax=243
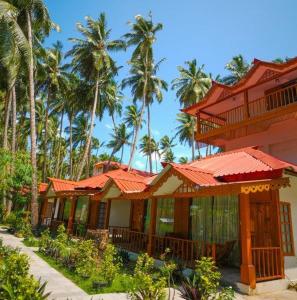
xmin=98 ymin=244 xmax=122 ymax=284
xmin=178 ymin=257 xmax=234 ymax=300
xmin=0 ymin=239 xmax=50 ymax=299
xmin=0 ymin=149 xmax=32 ymax=207
xmin=5 ymin=210 xmax=32 ymax=238
xmin=128 ymin=253 xmax=167 ymax=300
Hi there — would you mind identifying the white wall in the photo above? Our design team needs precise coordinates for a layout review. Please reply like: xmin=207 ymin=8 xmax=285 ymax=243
xmin=109 ymin=200 xmax=131 ymax=228
xmin=280 ymin=175 xmax=297 ymax=280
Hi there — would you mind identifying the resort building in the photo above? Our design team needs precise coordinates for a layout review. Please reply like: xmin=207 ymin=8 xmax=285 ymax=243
xmin=40 ymin=58 xmax=297 ymax=295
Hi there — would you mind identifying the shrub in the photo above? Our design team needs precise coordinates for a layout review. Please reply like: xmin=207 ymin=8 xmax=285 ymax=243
xmin=98 ymin=244 xmax=122 ymax=284
xmin=128 ymin=253 xmax=167 ymax=300
xmin=5 ymin=210 xmax=32 ymax=238
xmin=178 ymin=257 xmax=234 ymax=300
xmin=0 ymin=239 xmax=50 ymax=299
xmin=117 ymin=248 xmax=130 ymax=265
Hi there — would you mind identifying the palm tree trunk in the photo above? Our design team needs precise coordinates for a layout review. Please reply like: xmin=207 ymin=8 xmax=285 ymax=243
xmin=69 ymin=113 xmax=73 ymax=179
xmin=120 ymin=146 xmax=124 ymax=164
xmin=42 ymin=89 xmax=50 ymax=182
xmin=27 ymin=11 xmax=38 ymax=227
xmin=3 ymin=91 xmax=11 ymax=150
xmin=76 ymin=79 xmax=99 ymax=181
xmin=55 ymin=109 xmax=64 ymax=177
xmin=11 ymin=86 xmax=17 ymax=155
xmin=111 ymin=113 xmax=116 ymax=130
xmin=86 ymin=138 xmax=92 ymax=179
xmin=147 ymin=105 xmax=153 ymax=174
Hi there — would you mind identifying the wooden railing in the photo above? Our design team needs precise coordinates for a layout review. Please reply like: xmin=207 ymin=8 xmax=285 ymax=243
xmin=252 ymin=247 xmax=283 ymax=281
xmin=112 ymin=227 xmax=148 ymax=253
xmin=50 ymin=219 xmax=66 ymax=231
xmin=199 ymin=83 xmax=297 ymax=136
xmin=152 ymin=235 xmax=216 ymax=267
xmin=111 ymin=227 xmax=216 ymax=268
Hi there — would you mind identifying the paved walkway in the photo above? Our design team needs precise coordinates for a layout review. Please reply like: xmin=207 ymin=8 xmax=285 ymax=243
xmin=0 ymin=229 xmax=296 ymax=300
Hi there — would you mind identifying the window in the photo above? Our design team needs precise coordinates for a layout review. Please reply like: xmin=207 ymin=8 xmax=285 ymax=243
xmin=280 ymin=202 xmax=295 ymax=256
xmin=156 ymin=198 xmax=174 ymax=236
xmin=97 ymin=202 xmax=107 ymax=229
xmin=75 ymin=196 xmax=89 ymax=224
xmin=62 ymin=199 xmax=71 ymax=221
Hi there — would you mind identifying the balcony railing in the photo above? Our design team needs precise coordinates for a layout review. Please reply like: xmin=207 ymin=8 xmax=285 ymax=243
xmin=252 ymin=247 xmax=283 ymax=281
xmin=199 ymin=83 xmax=297 ymax=137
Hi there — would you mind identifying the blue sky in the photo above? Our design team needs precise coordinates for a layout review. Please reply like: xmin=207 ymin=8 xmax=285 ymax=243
xmin=44 ymin=0 xmax=297 ymax=171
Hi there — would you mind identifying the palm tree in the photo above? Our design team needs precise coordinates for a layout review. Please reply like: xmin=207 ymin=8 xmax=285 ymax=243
xmin=123 ymin=14 xmax=165 ymax=173
xmin=172 ymin=59 xmax=211 ymax=108
xmin=139 ymin=134 xmax=158 ymax=171
xmin=163 ymin=149 xmax=175 ymax=163
xmin=159 ymin=135 xmax=176 ymax=156
xmin=68 ymin=13 xmax=125 ymax=180
xmin=9 ymin=0 xmax=53 ymax=227
xmin=106 ymin=123 xmax=132 ymax=168
xmin=38 ymin=41 xmax=68 ymax=181
xmin=175 ymin=112 xmax=197 ymax=161
xmin=178 ymin=156 xmax=188 ymax=164
xmin=222 ymin=55 xmax=250 ymax=85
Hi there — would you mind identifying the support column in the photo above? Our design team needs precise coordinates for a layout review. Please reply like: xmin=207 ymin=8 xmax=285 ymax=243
xmin=239 ymin=193 xmax=256 ymax=289
xmin=67 ymin=197 xmax=77 ymax=233
xmin=88 ymin=199 xmax=99 ymax=229
xmin=104 ymin=200 xmax=111 ymax=229
xmin=54 ymin=198 xmax=60 ymax=219
xmin=244 ymin=90 xmax=250 ymax=119
xmin=147 ymin=198 xmax=157 ymax=256
xmin=196 ymin=112 xmax=201 ymax=134
xmin=40 ymin=198 xmax=48 ymax=225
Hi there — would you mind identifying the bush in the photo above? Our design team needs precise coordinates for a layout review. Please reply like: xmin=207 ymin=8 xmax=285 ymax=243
xmin=5 ymin=210 xmax=32 ymax=238
xmin=178 ymin=257 xmax=234 ymax=300
xmin=0 ymin=239 xmax=50 ymax=299
xmin=98 ymin=244 xmax=122 ymax=284
xmin=128 ymin=253 xmax=167 ymax=300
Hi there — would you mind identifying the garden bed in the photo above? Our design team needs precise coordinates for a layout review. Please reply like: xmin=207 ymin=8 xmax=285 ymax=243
xmin=35 ymin=251 xmax=134 ymax=294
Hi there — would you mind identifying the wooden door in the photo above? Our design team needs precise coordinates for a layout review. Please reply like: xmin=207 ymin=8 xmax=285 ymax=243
xmin=250 ymin=191 xmax=277 ymax=247
xmin=130 ymin=200 xmax=145 ymax=232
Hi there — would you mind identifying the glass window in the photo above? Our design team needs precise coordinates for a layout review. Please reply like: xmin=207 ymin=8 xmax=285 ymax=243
xmin=97 ymin=202 xmax=106 ymax=229
xmin=156 ymin=198 xmax=174 ymax=236
xmin=143 ymin=200 xmax=151 ymax=233
xmin=280 ymin=202 xmax=295 ymax=256
xmin=62 ymin=199 xmax=71 ymax=221
xmin=75 ymin=196 xmax=89 ymax=224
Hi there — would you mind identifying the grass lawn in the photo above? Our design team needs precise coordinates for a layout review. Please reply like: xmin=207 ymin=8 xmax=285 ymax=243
xmin=35 ymin=251 xmax=134 ymax=295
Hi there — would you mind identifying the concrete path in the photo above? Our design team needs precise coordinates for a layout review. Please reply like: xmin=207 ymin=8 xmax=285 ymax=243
xmin=0 ymin=229 xmax=296 ymax=300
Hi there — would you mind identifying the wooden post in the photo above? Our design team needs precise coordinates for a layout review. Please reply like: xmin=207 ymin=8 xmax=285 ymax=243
xmin=196 ymin=112 xmax=201 ymax=134
xmin=67 ymin=197 xmax=77 ymax=233
xmin=104 ymin=200 xmax=111 ymax=229
xmin=40 ymin=198 xmax=48 ymax=225
xmin=88 ymin=198 xmax=99 ymax=229
xmin=244 ymin=90 xmax=250 ymax=119
xmin=147 ymin=198 xmax=157 ymax=256
xmin=239 ymin=193 xmax=256 ymax=289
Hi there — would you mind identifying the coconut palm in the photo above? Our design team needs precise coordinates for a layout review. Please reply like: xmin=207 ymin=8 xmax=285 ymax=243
xmin=159 ymin=135 xmax=176 ymax=155
xmin=163 ymin=149 xmax=175 ymax=163
xmin=222 ymin=55 xmax=250 ymax=85
xmin=139 ymin=134 xmax=158 ymax=171
xmin=172 ymin=59 xmax=211 ymax=108
xmin=67 ymin=13 xmax=125 ymax=180
xmin=175 ymin=112 xmax=197 ymax=161
xmin=7 ymin=0 xmax=53 ymax=226
xmin=106 ymin=123 xmax=132 ymax=168
xmin=178 ymin=156 xmax=188 ymax=164
xmin=122 ymin=58 xmax=167 ymax=173
xmin=123 ymin=14 xmax=165 ymax=173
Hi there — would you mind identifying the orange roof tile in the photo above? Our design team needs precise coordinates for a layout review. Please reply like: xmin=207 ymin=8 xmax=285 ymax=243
xmin=48 ymin=178 xmax=78 ymax=192
xmin=39 ymin=183 xmax=48 ymax=193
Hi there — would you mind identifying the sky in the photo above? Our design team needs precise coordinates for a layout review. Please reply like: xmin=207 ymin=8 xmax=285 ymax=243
xmin=44 ymin=0 xmax=297 ymax=172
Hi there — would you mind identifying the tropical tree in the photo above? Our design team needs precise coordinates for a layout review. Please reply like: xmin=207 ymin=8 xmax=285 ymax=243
xmin=123 ymin=14 xmax=165 ymax=173
xmin=175 ymin=112 xmax=198 ymax=161
xmin=222 ymin=55 xmax=250 ymax=85
xmin=163 ymin=149 xmax=175 ymax=163
xmin=139 ymin=134 xmax=158 ymax=171
xmin=159 ymin=135 xmax=176 ymax=156
xmin=178 ymin=156 xmax=188 ymax=164
xmin=172 ymin=59 xmax=211 ymax=108
xmin=67 ymin=13 xmax=125 ymax=180
xmin=106 ymin=123 xmax=132 ymax=168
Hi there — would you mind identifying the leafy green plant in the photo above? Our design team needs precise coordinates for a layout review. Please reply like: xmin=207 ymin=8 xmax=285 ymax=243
xmin=117 ymin=248 xmax=130 ymax=264
xmin=98 ymin=244 xmax=122 ymax=284
xmin=0 ymin=239 xmax=50 ymax=299
xmin=178 ymin=257 xmax=234 ymax=300
xmin=5 ymin=210 xmax=32 ymax=238
xmin=128 ymin=253 xmax=167 ymax=300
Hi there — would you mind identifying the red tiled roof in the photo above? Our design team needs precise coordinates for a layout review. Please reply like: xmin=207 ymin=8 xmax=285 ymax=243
xmin=39 ymin=183 xmax=48 ymax=193
xmin=188 ymin=147 xmax=297 ymax=177
xmin=48 ymin=178 xmax=78 ymax=192
xmin=77 ymin=173 xmax=110 ymax=189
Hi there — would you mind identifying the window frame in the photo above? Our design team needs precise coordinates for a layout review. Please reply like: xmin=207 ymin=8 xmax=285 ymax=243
xmin=280 ymin=201 xmax=295 ymax=256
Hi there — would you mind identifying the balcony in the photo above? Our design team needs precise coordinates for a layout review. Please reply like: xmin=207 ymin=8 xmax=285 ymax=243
xmin=197 ymin=83 xmax=297 ymax=144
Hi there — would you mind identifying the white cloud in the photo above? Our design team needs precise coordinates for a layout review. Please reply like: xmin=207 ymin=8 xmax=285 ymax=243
xmin=151 ymin=129 xmax=160 ymax=136
xmin=104 ymin=123 xmax=113 ymax=130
